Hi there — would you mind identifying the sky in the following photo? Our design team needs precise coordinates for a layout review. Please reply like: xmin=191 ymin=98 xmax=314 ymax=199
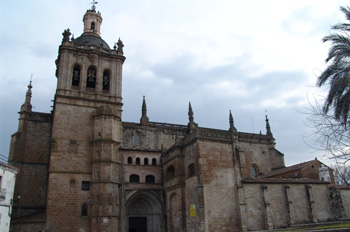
xmin=0 ymin=0 xmax=349 ymax=166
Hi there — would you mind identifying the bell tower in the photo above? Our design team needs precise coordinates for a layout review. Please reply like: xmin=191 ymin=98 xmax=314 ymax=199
xmin=46 ymin=4 xmax=125 ymax=231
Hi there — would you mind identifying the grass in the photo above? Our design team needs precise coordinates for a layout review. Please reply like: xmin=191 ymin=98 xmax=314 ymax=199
xmin=280 ymin=223 xmax=350 ymax=231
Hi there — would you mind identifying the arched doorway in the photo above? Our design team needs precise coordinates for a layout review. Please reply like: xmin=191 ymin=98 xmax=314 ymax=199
xmin=126 ymin=192 xmax=163 ymax=232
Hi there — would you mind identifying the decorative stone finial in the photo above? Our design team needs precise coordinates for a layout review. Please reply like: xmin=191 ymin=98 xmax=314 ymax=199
xmin=62 ymin=29 xmax=71 ymax=43
xmin=140 ymin=96 xmax=149 ymax=125
xmin=265 ymin=115 xmax=273 ymax=137
xmin=21 ymin=79 xmax=33 ymax=112
xmin=117 ymin=38 xmax=124 ymax=53
xmin=188 ymin=102 xmax=194 ymax=123
xmin=188 ymin=102 xmax=197 ymax=132
xmin=229 ymin=110 xmax=237 ymax=133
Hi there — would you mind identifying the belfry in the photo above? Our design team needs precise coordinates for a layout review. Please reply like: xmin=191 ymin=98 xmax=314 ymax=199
xmin=8 ymin=3 xmax=350 ymax=232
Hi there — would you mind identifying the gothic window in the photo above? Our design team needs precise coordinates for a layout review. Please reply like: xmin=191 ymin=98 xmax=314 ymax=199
xmin=146 ymin=175 xmax=155 ymax=183
xmin=167 ymin=165 xmax=175 ymax=180
xmin=144 ymin=158 xmax=149 ymax=165
xmin=81 ymin=203 xmax=88 ymax=216
xmin=152 ymin=158 xmax=157 ymax=166
xmin=72 ymin=65 xmax=81 ymax=87
xmin=86 ymin=67 xmax=96 ymax=89
xmin=251 ymin=165 xmax=258 ymax=178
xmin=91 ymin=22 xmax=95 ymax=30
xmin=81 ymin=181 xmax=90 ymax=191
xmin=102 ymin=70 xmax=110 ymax=91
xmin=188 ymin=163 xmax=195 ymax=177
xmin=136 ymin=157 xmax=140 ymax=165
xmin=130 ymin=174 xmax=140 ymax=183
xmin=127 ymin=157 xmax=132 ymax=164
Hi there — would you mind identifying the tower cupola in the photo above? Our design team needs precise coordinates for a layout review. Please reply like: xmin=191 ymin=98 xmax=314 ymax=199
xmin=82 ymin=9 xmax=102 ymax=37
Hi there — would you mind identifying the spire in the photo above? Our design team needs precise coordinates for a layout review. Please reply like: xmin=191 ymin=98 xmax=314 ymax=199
xmin=21 ymin=80 xmax=33 ymax=112
xmin=265 ymin=115 xmax=273 ymax=137
xmin=188 ymin=102 xmax=197 ymax=132
xmin=140 ymin=96 xmax=149 ymax=125
xmin=188 ymin=102 xmax=194 ymax=123
xmin=229 ymin=110 xmax=237 ymax=133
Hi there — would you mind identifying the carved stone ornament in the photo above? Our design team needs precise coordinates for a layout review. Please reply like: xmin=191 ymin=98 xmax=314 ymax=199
xmin=51 ymin=140 xmax=58 ymax=152
xmin=68 ymin=140 xmax=79 ymax=154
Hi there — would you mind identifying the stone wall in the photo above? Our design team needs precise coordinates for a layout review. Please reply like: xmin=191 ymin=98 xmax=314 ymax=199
xmin=339 ymin=187 xmax=350 ymax=218
xmin=46 ymin=100 xmax=96 ymax=231
xmin=122 ymin=122 xmax=187 ymax=151
xmin=9 ymin=112 xmax=51 ymax=219
xmin=242 ymin=182 xmax=332 ymax=230
xmin=46 ymin=173 xmax=91 ymax=232
xmin=198 ymin=139 xmax=239 ymax=232
xmin=237 ymin=141 xmax=283 ymax=179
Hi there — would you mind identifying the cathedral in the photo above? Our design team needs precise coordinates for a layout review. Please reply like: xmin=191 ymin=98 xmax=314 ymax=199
xmin=8 ymin=4 xmax=350 ymax=232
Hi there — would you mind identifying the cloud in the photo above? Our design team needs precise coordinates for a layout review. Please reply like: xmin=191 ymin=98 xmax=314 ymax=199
xmin=1 ymin=0 xmax=349 ymax=167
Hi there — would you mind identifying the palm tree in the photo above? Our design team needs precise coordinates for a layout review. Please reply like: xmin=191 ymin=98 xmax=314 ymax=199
xmin=317 ymin=6 xmax=350 ymax=126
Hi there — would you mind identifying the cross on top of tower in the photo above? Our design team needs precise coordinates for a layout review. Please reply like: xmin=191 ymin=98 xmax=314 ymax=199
xmin=91 ymin=0 xmax=98 ymax=11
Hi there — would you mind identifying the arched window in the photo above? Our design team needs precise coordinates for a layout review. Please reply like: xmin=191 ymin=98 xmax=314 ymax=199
xmin=167 ymin=165 xmax=175 ymax=180
xmin=251 ymin=165 xmax=258 ymax=178
xmin=72 ymin=65 xmax=81 ymax=87
xmin=146 ymin=175 xmax=155 ymax=183
xmin=91 ymin=22 xmax=95 ymax=30
xmin=188 ymin=163 xmax=195 ymax=177
xmin=81 ymin=203 xmax=88 ymax=216
xmin=86 ymin=67 xmax=96 ymax=89
xmin=127 ymin=157 xmax=132 ymax=164
xmin=144 ymin=158 xmax=149 ymax=165
xmin=130 ymin=174 xmax=140 ymax=183
xmin=152 ymin=158 xmax=157 ymax=166
xmin=136 ymin=157 xmax=140 ymax=165
xmin=102 ymin=70 xmax=110 ymax=91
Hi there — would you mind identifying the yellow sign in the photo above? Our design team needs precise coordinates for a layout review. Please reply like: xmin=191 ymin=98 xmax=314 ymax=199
xmin=190 ymin=204 xmax=196 ymax=217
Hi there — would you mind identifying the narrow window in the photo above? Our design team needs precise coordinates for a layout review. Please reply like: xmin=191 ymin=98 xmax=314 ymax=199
xmin=144 ymin=158 xmax=149 ymax=165
xmin=135 ymin=133 xmax=140 ymax=145
xmin=81 ymin=203 xmax=88 ymax=216
xmin=86 ymin=67 xmax=96 ymax=89
xmin=72 ymin=65 xmax=81 ymax=87
xmin=91 ymin=22 xmax=95 ymax=30
xmin=152 ymin=158 xmax=157 ymax=166
xmin=251 ymin=165 xmax=257 ymax=178
xmin=146 ymin=175 xmax=155 ymax=183
xmin=188 ymin=163 xmax=195 ymax=177
xmin=81 ymin=181 xmax=90 ymax=191
xmin=130 ymin=174 xmax=140 ymax=183
xmin=102 ymin=70 xmax=110 ymax=91
xmin=136 ymin=158 xmax=140 ymax=165
xmin=167 ymin=165 xmax=175 ymax=180
xmin=127 ymin=157 xmax=132 ymax=164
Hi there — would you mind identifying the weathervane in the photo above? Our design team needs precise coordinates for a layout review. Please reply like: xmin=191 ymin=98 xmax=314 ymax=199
xmin=91 ymin=0 xmax=98 ymax=11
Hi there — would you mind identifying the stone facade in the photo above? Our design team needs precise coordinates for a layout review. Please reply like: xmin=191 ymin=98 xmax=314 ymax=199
xmin=8 ymin=6 xmax=350 ymax=232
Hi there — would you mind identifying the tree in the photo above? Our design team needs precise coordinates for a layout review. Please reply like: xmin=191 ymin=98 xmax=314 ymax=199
xmin=317 ymin=6 xmax=350 ymax=126
xmin=304 ymin=96 xmax=350 ymax=163
xmin=330 ymin=164 xmax=350 ymax=185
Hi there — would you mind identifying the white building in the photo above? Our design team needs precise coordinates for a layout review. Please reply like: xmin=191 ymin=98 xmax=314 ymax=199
xmin=0 ymin=162 xmax=18 ymax=232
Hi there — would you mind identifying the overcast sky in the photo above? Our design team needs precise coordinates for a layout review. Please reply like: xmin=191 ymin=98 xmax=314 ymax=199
xmin=0 ymin=0 xmax=349 ymax=166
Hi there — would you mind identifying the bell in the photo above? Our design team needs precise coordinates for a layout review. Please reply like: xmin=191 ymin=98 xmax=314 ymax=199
xmin=87 ymin=76 xmax=95 ymax=83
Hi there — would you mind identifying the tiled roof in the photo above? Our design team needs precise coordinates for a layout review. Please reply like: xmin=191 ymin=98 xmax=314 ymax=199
xmin=261 ymin=160 xmax=317 ymax=178
xmin=243 ymin=177 xmax=329 ymax=184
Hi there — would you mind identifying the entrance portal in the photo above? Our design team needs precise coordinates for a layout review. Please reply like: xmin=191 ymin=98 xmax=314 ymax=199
xmin=129 ymin=217 xmax=147 ymax=232
xmin=126 ymin=192 xmax=163 ymax=232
